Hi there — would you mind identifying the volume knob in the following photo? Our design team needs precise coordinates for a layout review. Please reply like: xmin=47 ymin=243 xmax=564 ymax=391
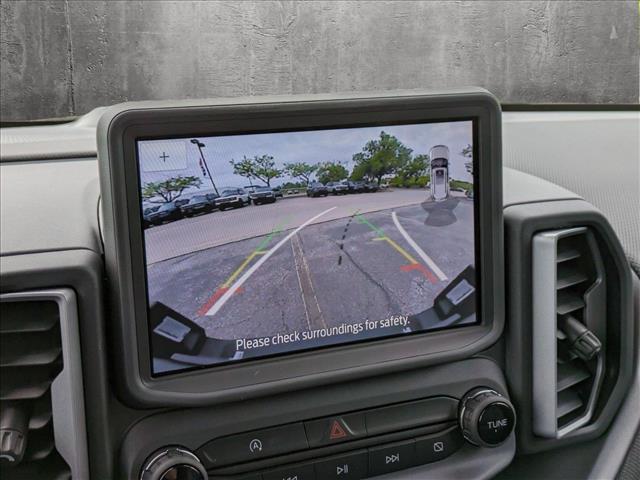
xmin=459 ymin=388 xmax=515 ymax=447
xmin=140 ymin=447 xmax=207 ymax=480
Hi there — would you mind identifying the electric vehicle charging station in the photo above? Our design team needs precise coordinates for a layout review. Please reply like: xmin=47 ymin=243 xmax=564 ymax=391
xmin=429 ymin=145 xmax=450 ymax=201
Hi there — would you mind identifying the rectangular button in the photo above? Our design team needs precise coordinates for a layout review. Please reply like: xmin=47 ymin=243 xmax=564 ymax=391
xmin=304 ymin=413 xmax=366 ymax=447
xmin=365 ymin=397 xmax=458 ymax=436
xmin=314 ymin=450 xmax=367 ymax=479
xmin=197 ymin=423 xmax=309 ymax=468
xmin=415 ymin=427 xmax=464 ymax=464
xmin=368 ymin=439 xmax=415 ymax=476
xmin=263 ymin=463 xmax=315 ymax=480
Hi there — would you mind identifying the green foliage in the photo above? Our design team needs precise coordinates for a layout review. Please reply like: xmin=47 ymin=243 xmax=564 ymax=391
xmin=284 ymin=162 xmax=317 ymax=185
xmin=389 ymin=174 xmax=430 ymax=188
xmin=281 ymin=181 xmax=306 ymax=190
xmin=316 ymin=162 xmax=349 ymax=184
xmin=349 ymin=162 xmax=368 ymax=181
xmin=230 ymin=155 xmax=283 ymax=186
xmin=397 ymin=153 xmax=428 ymax=181
xmin=351 ymin=131 xmax=413 ymax=184
xmin=450 ymin=179 xmax=473 ymax=192
xmin=142 ymin=176 xmax=202 ymax=203
xmin=461 ymin=144 xmax=473 ymax=175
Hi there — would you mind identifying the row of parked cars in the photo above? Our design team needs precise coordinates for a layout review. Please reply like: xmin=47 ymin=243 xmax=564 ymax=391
xmin=143 ymin=181 xmax=384 ymax=228
xmin=142 ymin=186 xmax=282 ymax=228
xmin=306 ymin=180 xmax=381 ymax=197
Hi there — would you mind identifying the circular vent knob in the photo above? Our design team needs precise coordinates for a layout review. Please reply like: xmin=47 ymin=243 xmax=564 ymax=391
xmin=140 ymin=447 xmax=207 ymax=480
xmin=459 ymin=388 xmax=516 ymax=447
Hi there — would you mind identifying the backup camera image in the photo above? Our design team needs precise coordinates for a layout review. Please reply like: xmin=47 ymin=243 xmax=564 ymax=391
xmin=137 ymin=121 xmax=478 ymax=375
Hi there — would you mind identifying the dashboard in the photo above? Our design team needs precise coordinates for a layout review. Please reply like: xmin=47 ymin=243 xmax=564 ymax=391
xmin=0 ymin=90 xmax=638 ymax=480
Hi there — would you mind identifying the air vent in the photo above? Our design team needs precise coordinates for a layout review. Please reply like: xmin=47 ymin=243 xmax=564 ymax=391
xmin=532 ymin=227 xmax=606 ymax=439
xmin=0 ymin=290 xmax=88 ymax=479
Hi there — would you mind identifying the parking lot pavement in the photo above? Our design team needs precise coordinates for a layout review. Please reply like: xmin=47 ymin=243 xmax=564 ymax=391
xmin=146 ymin=192 xmax=475 ymax=340
xmin=144 ymin=189 xmax=436 ymax=264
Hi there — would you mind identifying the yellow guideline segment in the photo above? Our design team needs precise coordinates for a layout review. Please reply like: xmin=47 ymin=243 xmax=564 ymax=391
xmin=357 ymin=213 xmax=419 ymax=265
xmin=220 ymin=224 xmax=284 ymax=289
xmin=372 ymin=236 xmax=419 ymax=265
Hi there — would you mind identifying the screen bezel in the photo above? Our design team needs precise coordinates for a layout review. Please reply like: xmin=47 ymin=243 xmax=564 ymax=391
xmin=98 ymin=90 xmax=503 ymax=407
xmin=136 ymin=119 xmax=482 ymax=377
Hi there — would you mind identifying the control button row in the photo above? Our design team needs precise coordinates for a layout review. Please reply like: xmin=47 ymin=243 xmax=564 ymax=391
xmin=210 ymin=427 xmax=463 ymax=480
xmin=199 ymin=397 xmax=458 ymax=469
xmin=304 ymin=396 xmax=458 ymax=449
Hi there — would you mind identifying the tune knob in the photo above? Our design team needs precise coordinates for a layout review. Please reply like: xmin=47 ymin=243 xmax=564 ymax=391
xmin=140 ymin=447 xmax=207 ymax=480
xmin=459 ymin=387 xmax=516 ymax=448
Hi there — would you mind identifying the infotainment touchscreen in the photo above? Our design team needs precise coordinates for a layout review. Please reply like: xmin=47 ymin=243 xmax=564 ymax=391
xmin=137 ymin=120 xmax=479 ymax=375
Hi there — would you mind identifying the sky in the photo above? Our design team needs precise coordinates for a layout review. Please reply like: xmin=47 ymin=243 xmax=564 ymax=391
xmin=137 ymin=120 xmax=473 ymax=198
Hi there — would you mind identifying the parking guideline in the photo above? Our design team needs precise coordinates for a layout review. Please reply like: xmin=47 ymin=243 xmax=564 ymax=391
xmin=355 ymin=213 xmax=437 ymax=284
xmin=196 ymin=222 xmax=286 ymax=316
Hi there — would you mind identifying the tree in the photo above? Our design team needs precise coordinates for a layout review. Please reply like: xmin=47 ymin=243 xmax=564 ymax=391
xmin=316 ymin=162 xmax=349 ymax=184
xmin=142 ymin=176 xmax=202 ymax=203
xmin=461 ymin=144 xmax=473 ymax=175
xmin=284 ymin=162 xmax=317 ymax=185
xmin=349 ymin=162 xmax=369 ymax=181
xmin=352 ymin=131 xmax=413 ymax=185
xmin=398 ymin=154 xmax=429 ymax=181
xmin=230 ymin=155 xmax=283 ymax=186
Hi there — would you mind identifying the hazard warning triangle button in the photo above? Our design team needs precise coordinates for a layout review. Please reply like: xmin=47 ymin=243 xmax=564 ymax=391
xmin=304 ymin=413 xmax=366 ymax=447
xmin=329 ymin=420 xmax=348 ymax=440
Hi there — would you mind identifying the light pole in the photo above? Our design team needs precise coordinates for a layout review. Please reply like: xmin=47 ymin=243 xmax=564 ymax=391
xmin=190 ymin=139 xmax=220 ymax=196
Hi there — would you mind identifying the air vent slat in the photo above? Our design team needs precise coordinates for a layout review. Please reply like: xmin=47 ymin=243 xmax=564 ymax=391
xmin=26 ymin=440 xmax=56 ymax=461
xmin=0 ymin=295 xmax=73 ymax=478
xmin=0 ymin=346 xmax=61 ymax=367
xmin=557 ymin=361 xmax=591 ymax=392
xmin=533 ymin=227 xmax=605 ymax=439
xmin=556 ymin=290 xmax=586 ymax=315
xmin=28 ymin=393 xmax=54 ymax=429
xmin=556 ymin=248 xmax=581 ymax=263
xmin=556 ymin=264 xmax=589 ymax=289
xmin=29 ymin=410 xmax=53 ymax=430
xmin=557 ymin=389 xmax=584 ymax=418
xmin=0 ymin=301 xmax=59 ymax=333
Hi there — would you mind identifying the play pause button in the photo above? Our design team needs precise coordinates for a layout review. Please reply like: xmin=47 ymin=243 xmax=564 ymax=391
xmin=314 ymin=450 xmax=367 ymax=479
xmin=368 ymin=439 xmax=416 ymax=476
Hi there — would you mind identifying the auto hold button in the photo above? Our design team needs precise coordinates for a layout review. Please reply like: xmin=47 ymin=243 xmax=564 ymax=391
xmin=197 ymin=423 xmax=309 ymax=468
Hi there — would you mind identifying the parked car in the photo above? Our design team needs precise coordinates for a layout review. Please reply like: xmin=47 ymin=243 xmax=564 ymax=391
xmin=180 ymin=194 xmax=217 ymax=216
xmin=306 ymin=182 xmax=329 ymax=197
xmin=142 ymin=205 xmax=160 ymax=228
xmin=215 ymin=188 xmax=250 ymax=209
xmin=250 ymin=186 xmax=277 ymax=205
xmin=243 ymin=185 xmax=258 ymax=194
xmin=342 ymin=180 xmax=365 ymax=193
xmin=271 ymin=186 xmax=284 ymax=198
xmin=326 ymin=181 xmax=349 ymax=195
xmin=364 ymin=182 xmax=380 ymax=192
xmin=145 ymin=201 xmax=183 ymax=226
xmin=352 ymin=181 xmax=367 ymax=192
xmin=174 ymin=198 xmax=190 ymax=208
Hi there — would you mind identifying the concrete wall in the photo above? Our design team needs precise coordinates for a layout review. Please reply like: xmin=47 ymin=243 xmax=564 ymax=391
xmin=1 ymin=0 xmax=638 ymax=121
